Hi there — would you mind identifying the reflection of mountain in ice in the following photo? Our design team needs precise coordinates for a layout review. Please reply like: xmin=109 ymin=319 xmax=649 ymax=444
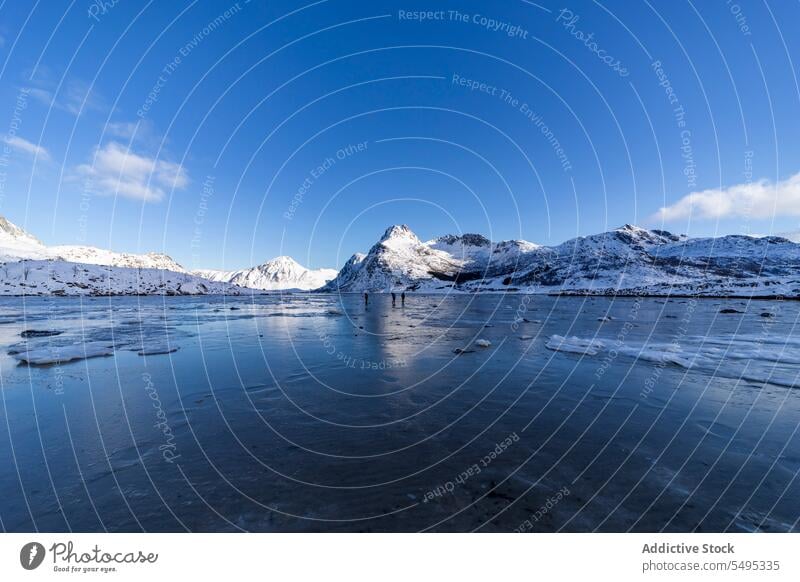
xmin=1 ymin=294 xmax=799 ymax=532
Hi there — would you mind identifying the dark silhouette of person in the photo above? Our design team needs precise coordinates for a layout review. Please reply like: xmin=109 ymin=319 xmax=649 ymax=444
xmin=401 ymin=292 xmax=405 ymax=306
xmin=391 ymin=292 xmax=396 ymax=306
xmin=364 ymin=292 xmax=369 ymax=306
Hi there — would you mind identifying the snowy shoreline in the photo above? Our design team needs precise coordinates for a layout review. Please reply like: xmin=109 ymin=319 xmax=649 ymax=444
xmin=1 ymin=291 xmax=794 ymax=300
xmin=4 ymin=216 xmax=800 ymax=299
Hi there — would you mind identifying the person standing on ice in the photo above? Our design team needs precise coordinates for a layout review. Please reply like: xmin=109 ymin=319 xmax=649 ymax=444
xmin=401 ymin=291 xmax=406 ymax=306
xmin=391 ymin=292 xmax=396 ymax=306
xmin=364 ymin=292 xmax=369 ymax=307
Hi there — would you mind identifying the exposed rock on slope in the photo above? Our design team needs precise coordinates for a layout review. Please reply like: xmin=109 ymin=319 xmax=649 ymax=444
xmin=322 ymin=224 xmax=800 ymax=297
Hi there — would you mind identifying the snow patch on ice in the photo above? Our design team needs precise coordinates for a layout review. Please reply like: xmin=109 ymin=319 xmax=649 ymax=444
xmin=546 ymin=335 xmax=603 ymax=356
xmin=545 ymin=333 xmax=800 ymax=387
xmin=13 ymin=341 xmax=115 ymax=365
xmin=138 ymin=344 xmax=179 ymax=356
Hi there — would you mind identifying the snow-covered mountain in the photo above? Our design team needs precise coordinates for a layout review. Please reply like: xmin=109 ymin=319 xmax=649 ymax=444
xmin=321 ymin=224 xmax=800 ymax=297
xmin=0 ymin=215 xmax=241 ymax=296
xmin=320 ymin=225 xmax=464 ymax=292
xmin=49 ymin=246 xmax=187 ymax=272
xmin=321 ymin=224 xmax=547 ymax=293
xmin=0 ymin=260 xmax=240 ymax=296
xmin=1 ymin=216 xmax=188 ymax=271
xmin=193 ymin=256 xmax=337 ymax=291
xmin=0 ymin=216 xmax=50 ymax=262
xmin=5 ymin=213 xmax=799 ymax=298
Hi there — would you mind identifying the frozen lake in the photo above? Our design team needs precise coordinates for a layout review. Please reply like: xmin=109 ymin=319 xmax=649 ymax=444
xmin=0 ymin=293 xmax=798 ymax=532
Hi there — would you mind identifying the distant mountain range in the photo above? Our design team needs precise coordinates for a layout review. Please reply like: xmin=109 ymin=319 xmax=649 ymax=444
xmin=0 ymin=215 xmax=186 ymax=271
xmin=0 ymin=214 xmax=336 ymax=296
xmin=1 ymin=214 xmax=798 ymax=297
xmin=322 ymin=224 xmax=800 ymax=297
xmin=0 ymin=215 xmax=242 ymax=296
xmin=193 ymin=256 xmax=337 ymax=291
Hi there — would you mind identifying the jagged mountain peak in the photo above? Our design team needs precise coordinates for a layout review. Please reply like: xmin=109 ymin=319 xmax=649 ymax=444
xmin=616 ymin=223 xmax=645 ymax=233
xmin=253 ymin=256 xmax=308 ymax=277
xmin=380 ymin=224 xmax=418 ymax=242
xmin=320 ymin=223 xmax=800 ymax=296
xmin=434 ymin=233 xmax=491 ymax=247
xmin=261 ymin=255 xmax=302 ymax=268
xmin=196 ymin=255 xmax=337 ymax=291
xmin=563 ymin=224 xmax=683 ymax=249
xmin=612 ymin=224 xmax=684 ymax=243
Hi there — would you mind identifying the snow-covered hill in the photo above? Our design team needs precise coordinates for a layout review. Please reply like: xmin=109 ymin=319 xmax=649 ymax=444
xmin=50 ymin=246 xmax=187 ymax=272
xmin=194 ymin=256 xmax=337 ymax=291
xmin=0 ymin=215 xmax=241 ymax=296
xmin=5 ymin=213 xmax=798 ymax=298
xmin=321 ymin=224 xmax=800 ymax=297
xmin=0 ymin=216 xmax=50 ymax=262
xmin=1 ymin=215 xmax=188 ymax=271
xmin=0 ymin=260 xmax=239 ymax=296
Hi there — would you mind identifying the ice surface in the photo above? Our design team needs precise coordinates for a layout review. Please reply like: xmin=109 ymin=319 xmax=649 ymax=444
xmin=0 ymin=294 xmax=798 ymax=533
xmin=13 ymin=341 xmax=115 ymax=365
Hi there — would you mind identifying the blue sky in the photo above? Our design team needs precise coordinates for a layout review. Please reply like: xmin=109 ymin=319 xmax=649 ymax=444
xmin=1 ymin=0 xmax=799 ymax=270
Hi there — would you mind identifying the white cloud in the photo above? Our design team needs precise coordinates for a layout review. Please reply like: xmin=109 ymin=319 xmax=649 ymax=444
xmin=653 ymin=172 xmax=800 ymax=221
xmin=28 ymin=87 xmax=55 ymax=108
xmin=106 ymin=121 xmax=143 ymax=140
xmin=105 ymin=119 xmax=161 ymax=148
xmin=61 ymin=80 xmax=103 ymax=115
xmin=77 ymin=142 xmax=188 ymax=202
xmin=3 ymin=135 xmax=50 ymax=160
xmin=26 ymin=79 xmax=105 ymax=116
